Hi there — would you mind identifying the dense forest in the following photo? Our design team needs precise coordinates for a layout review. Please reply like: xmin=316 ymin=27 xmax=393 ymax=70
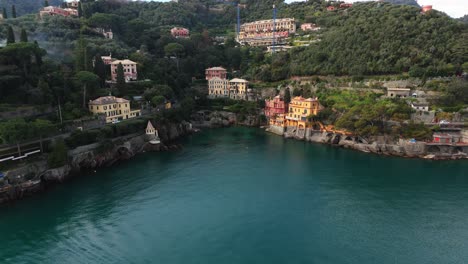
xmin=0 ymin=0 xmax=62 ymax=17
xmin=384 ymin=0 xmax=419 ymax=7
xmin=0 ymin=0 xmax=466 ymax=119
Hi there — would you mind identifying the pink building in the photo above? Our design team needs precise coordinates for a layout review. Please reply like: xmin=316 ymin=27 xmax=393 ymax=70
xmin=422 ymin=5 xmax=433 ymax=13
xmin=301 ymin=23 xmax=320 ymax=32
xmin=101 ymin=55 xmax=113 ymax=65
xmin=205 ymin=67 xmax=227 ymax=80
xmin=111 ymin=59 xmax=138 ymax=82
xmin=340 ymin=3 xmax=353 ymax=8
xmin=39 ymin=6 xmax=78 ymax=18
xmin=171 ymin=27 xmax=190 ymax=38
xmin=238 ymin=18 xmax=296 ymax=46
xmin=265 ymin=96 xmax=288 ymax=119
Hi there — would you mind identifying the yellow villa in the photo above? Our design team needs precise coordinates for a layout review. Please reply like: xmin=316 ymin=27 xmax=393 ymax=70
xmin=269 ymin=113 xmax=287 ymax=127
xmin=89 ymin=96 xmax=141 ymax=123
xmin=229 ymin=78 xmax=249 ymax=100
xmin=285 ymin=96 xmax=321 ymax=129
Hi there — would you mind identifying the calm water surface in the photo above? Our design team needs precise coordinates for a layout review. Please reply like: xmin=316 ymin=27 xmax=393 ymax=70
xmin=0 ymin=127 xmax=467 ymax=264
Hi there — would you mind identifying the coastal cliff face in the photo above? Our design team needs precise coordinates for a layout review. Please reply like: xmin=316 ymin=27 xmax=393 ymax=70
xmin=0 ymin=121 xmax=193 ymax=204
xmin=270 ymin=126 xmax=468 ymax=160
xmin=191 ymin=110 xmax=265 ymax=128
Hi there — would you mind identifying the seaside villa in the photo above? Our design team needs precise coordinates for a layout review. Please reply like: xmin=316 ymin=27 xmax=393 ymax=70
xmin=286 ymin=96 xmax=322 ymax=129
xmin=89 ymin=96 xmax=141 ymax=123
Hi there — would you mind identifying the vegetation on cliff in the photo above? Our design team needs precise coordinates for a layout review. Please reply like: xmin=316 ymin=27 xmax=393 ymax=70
xmin=0 ymin=0 xmax=466 ymax=146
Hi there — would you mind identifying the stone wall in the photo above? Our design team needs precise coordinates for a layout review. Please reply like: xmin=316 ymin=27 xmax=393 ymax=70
xmin=266 ymin=125 xmax=285 ymax=136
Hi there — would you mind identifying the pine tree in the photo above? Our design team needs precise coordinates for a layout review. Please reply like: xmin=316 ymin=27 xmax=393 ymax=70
xmin=44 ymin=0 xmax=49 ymax=7
xmin=34 ymin=41 xmax=43 ymax=66
xmin=6 ymin=26 xmax=15 ymax=45
xmin=116 ymin=63 xmax=127 ymax=95
xmin=2 ymin=7 xmax=7 ymax=19
xmin=11 ymin=5 xmax=16 ymax=18
xmin=93 ymin=54 xmax=107 ymax=87
xmin=78 ymin=2 xmax=83 ymax=17
xmin=74 ymin=32 xmax=89 ymax=71
xmin=20 ymin=28 xmax=28 ymax=42
xmin=284 ymin=88 xmax=291 ymax=104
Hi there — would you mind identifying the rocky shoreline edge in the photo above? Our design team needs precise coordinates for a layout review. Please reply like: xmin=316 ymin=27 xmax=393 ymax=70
xmin=1 ymin=110 xmax=465 ymax=205
xmin=0 ymin=110 xmax=264 ymax=205
xmin=266 ymin=126 xmax=468 ymax=161
xmin=0 ymin=121 xmax=194 ymax=205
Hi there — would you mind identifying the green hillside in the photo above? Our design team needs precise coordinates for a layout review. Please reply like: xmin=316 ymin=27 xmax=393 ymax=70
xmin=0 ymin=0 xmax=63 ymax=17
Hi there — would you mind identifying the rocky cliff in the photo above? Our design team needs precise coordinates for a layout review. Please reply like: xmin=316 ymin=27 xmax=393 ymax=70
xmin=274 ymin=126 xmax=468 ymax=160
xmin=0 ymin=121 xmax=193 ymax=204
xmin=191 ymin=110 xmax=265 ymax=128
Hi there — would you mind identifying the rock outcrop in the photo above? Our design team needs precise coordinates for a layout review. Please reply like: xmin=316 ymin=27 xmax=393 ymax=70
xmin=270 ymin=127 xmax=468 ymax=160
xmin=191 ymin=110 xmax=265 ymax=128
xmin=0 ymin=121 xmax=193 ymax=205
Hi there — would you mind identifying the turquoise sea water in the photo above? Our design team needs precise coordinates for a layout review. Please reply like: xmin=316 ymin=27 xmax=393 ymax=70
xmin=0 ymin=127 xmax=467 ymax=264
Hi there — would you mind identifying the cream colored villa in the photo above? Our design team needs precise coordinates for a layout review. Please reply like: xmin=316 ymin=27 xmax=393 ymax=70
xmin=89 ymin=96 xmax=141 ymax=123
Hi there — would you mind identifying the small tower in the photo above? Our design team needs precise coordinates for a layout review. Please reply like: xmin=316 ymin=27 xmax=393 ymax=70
xmin=146 ymin=121 xmax=160 ymax=144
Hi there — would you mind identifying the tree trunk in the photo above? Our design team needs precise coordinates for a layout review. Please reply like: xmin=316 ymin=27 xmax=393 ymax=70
xmin=83 ymin=84 xmax=87 ymax=109
xmin=16 ymin=142 xmax=21 ymax=157
xmin=39 ymin=135 xmax=43 ymax=153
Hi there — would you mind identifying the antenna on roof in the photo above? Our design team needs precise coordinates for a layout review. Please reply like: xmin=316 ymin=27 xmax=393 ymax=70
xmin=272 ymin=4 xmax=277 ymax=53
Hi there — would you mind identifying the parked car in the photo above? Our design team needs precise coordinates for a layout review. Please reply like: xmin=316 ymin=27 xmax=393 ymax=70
xmin=439 ymin=120 xmax=450 ymax=125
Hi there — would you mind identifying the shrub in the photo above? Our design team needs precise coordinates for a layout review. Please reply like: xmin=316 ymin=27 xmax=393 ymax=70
xmin=48 ymin=139 xmax=68 ymax=168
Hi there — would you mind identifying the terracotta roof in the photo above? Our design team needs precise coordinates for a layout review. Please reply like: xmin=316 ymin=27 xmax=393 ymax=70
xmin=89 ymin=96 xmax=129 ymax=105
xmin=230 ymin=78 xmax=248 ymax=83
xmin=292 ymin=96 xmax=318 ymax=102
xmin=111 ymin=59 xmax=137 ymax=65
xmin=146 ymin=121 xmax=155 ymax=130
xmin=206 ymin=67 xmax=226 ymax=71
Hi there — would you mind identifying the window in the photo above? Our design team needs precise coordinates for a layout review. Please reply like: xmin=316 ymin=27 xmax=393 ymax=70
xmin=104 ymin=106 xmax=107 ymax=110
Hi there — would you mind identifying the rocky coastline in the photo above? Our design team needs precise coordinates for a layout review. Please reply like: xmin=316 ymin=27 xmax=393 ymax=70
xmin=0 ymin=111 xmax=265 ymax=205
xmin=1 ymin=111 xmax=465 ymax=205
xmin=267 ymin=126 xmax=468 ymax=160
xmin=0 ymin=121 xmax=194 ymax=205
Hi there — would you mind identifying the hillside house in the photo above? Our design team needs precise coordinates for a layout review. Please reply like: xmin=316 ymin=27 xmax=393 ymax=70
xmin=88 ymin=96 xmax=141 ymax=123
xmin=39 ymin=6 xmax=78 ymax=18
xmin=205 ymin=67 xmax=227 ymax=80
xmin=111 ymin=59 xmax=137 ymax=82
xmin=265 ymin=96 xmax=288 ymax=119
xmin=237 ymin=18 xmax=296 ymax=46
xmin=171 ymin=27 xmax=190 ymax=38
xmin=387 ymin=88 xmax=411 ymax=98
xmin=301 ymin=23 xmax=321 ymax=32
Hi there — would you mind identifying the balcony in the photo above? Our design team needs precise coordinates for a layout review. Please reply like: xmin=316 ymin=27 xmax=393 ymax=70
xmin=285 ymin=116 xmax=299 ymax=121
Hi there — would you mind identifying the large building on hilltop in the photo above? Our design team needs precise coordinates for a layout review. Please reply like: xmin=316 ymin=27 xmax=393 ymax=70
xmin=39 ymin=6 xmax=78 ymax=18
xmin=88 ymin=96 xmax=141 ymax=123
xmin=237 ymin=18 xmax=296 ymax=46
xmin=111 ymin=59 xmax=138 ymax=82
